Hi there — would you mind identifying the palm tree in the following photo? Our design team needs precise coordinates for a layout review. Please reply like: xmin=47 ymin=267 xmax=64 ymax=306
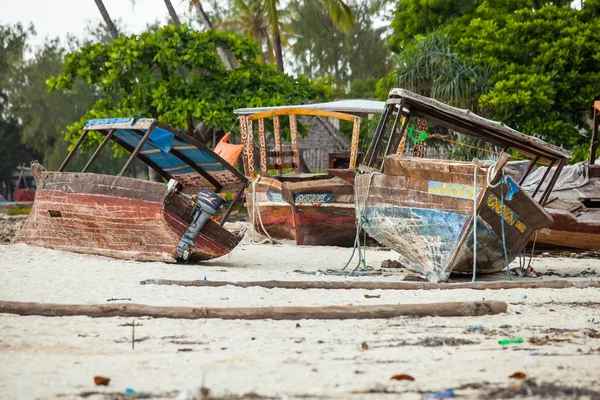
xmin=268 ymin=0 xmax=354 ymax=72
xmin=188 ymin=0 xmax=234 ymax=70
xmin=163 ymin=0 xmax=181 ymax=25
xmin=93 ymin=0 xmax=118 ymax=40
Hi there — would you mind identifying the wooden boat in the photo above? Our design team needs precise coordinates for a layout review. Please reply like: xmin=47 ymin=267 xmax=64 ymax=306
xmin=354 ymin=89 xmax=572 ymax=282
xmin=233 ymin=101 xmax=384 ymax=246
xmin=520 ymin=101 xmax=600 ymax=249
xmin=17 ymin=118 xmax=248 ymax=262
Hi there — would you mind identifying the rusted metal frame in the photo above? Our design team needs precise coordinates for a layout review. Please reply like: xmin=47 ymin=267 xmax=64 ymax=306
xmin=273 ymin=115 xmax=283 ymax=176
xmin=108 ymin=133 xmax=173 ymax=182
xmin=169 ymin=148 xmax=222 ymax=192
xmin=540 ymin=158 xmax=565 ymax=206
xmin=258 ymin=118 xmax=268 ymax=175
xmin=383 ymin=109 xmax=404 ymax=156
xmin=518 ymin=155 xmax=540 ymax=185
xmin=289 ymin=114 xmax=301 ymax=173
xmin=591 ymin=103 xmax=599 ymax=164
xmin=157 ymin=121 xmax=248 ymax=184
xmin=58 ymin=130 xmax=89 ymax=172
xmin=396 ymin=114 xmax=411 ymax=155
xmin=349 ymin=117 xmax=361 ymax=169
xmin=531 ymin=159 xmax=556 ymax=200
xmin=219 ymin=181 xmax=248 ymax=226
xmin=82 ymin=129 xmax=115 ymax=173
xmin=118 ymin=124 xmax=157 ymax=177
xmin=365 ymin=103 xmax=396 ymax=167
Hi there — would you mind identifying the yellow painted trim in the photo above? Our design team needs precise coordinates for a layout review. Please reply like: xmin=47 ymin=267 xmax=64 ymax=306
xmin=248 ymin=108 xmax=357 ymax=122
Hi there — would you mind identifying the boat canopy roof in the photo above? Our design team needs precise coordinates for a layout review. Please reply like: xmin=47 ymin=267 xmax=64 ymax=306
xmin=83 ymin=118 xmax=246 ymax=192
xmin=387 ymin=88 xmax=572 ymax=163
xmin=234 ymin=99 xmax=385 ymax=116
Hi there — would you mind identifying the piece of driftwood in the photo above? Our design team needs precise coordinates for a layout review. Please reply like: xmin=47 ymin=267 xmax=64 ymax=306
xmin=0 ymin=300 xmax=507 ymax=320
xmin=139 ymin=279 xmax=600 ymax=291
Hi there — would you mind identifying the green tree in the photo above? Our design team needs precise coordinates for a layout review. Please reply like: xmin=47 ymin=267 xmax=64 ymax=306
xmin=458 ymin=3 xmax=600 ymax=154
xmin=378 ymin=30 xmax=491 ymax=109
xmin=48 ymin=24 xmax=327 ymax=150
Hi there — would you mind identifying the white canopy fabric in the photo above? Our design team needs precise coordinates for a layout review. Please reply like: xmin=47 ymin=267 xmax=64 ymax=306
xmin=233 ymin=99 xmax=385 ymax=116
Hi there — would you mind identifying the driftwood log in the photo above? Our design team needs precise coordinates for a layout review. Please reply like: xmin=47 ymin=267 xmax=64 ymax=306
xmin=140 ymin=279 xmax=600 ymax=291
xmin=0 ymin=300 xmax=507 ymax=320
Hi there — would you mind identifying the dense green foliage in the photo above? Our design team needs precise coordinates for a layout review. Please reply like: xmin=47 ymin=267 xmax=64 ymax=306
xmin=458 ymin=4 xmax=600 ymax=150
xmin=384 ymin=0 xmax=600 ymax=161
xmin=48 ymin=24 xmax=326 ymax=149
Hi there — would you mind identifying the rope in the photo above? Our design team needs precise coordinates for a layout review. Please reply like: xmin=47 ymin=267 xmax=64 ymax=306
xmin=342 ymin=172 xmax=377 ymax=276
xmin=499 ymin=171 xmax=512 ymax=280
xmin=472 ymin=160 xmax=479 ymax=282
xmin=249 ymin=175 xmax=275 ymax=244
xmin=426 ymin=134 xmax=526 ymax=160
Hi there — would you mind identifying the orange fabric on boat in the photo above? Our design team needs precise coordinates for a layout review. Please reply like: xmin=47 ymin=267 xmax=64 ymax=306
xmin=213 ymin=132 xmax=244 ymax=166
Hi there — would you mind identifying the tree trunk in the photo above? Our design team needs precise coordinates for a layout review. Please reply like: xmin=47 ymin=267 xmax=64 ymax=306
xmin=163 ymin=0 xmax=181 ymax=25
xmin=273 ymin=26 xmax=284 ymax=72
xmin=93 ymin=0 xmax=118 ymax=40
xmin=140 ymin=278 xmax=600 ymax=291
xmin=193 ymin=1 xmax=233 ymax=70
xmin=0 ymin=300 xmax=508 ymax=319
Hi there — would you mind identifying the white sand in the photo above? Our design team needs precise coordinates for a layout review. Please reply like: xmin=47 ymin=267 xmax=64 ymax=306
xmin=1 ymin=242 xmax=599 ymax=399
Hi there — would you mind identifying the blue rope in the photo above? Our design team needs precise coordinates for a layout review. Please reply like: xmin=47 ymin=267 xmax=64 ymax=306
xmin=500 ymin=172 xmax=512 ymax=280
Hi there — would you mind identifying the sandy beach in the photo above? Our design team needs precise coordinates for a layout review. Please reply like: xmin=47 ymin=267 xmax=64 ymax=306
xmin=1 ymin=239 xmax=599 ymax=400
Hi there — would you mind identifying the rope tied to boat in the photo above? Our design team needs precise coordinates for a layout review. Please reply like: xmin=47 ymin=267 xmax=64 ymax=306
xmin=472 ymin=160 xmax=479 ymax=282
xmin=342 ymin=171 xmax=377 ymax=276
xmin=249 ymin=175 xmax=276 ymax=244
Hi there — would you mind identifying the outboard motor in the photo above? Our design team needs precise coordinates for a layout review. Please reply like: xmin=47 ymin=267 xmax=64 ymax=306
xmin=177 ymin=189 xmax=224 ymax=261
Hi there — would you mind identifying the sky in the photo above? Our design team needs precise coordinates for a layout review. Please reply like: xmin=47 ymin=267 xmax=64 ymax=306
xmin=1 ymin=0 xmax=204 ymax=49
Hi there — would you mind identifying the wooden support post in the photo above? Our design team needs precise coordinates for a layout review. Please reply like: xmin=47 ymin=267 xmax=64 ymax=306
xmin=396 ymin=115 xmax=410 ymax=155
xmin=219 ymin=182 xmax=247 ymax=226
xmin=289 ymin=114 xmax=300 ymax=173
xmin=240 ymin=116 xmax=250 ymax=176
xmin=58 ymin=130 xmax=89 ymax=172
xmin=118 ymin=125 xmax=156 ymax=177
xmin=246 ymin=119 xmax=255 ymax=178
xmin=273 ymin=115 xmax=282 ymax=176
xmin=532 ymin=159 xmax=555 ymax=200
xmin=349 ymin=117 xmax=361 ymax=169
xmin=384 ymin=111 xmax=403 ymax=156
xmin=0 ymin=300 xmax=508 ymax=319
xmin=365 ymin=105 xmax=394 ymax=167
xmin=591 ymin=101 xmax=599 ymax=164
xmin=518 ymin=155 xmax=539 ymax=185
xmin=110 ymin=134 xmax=173 ymax=182
xmin=258 ymin=118 xmax=267 ymax=175
xmin=140 ymin=278 xmax=600 ymax=291
xmin=82 ymin=129 xmax=115 ymax=173
xmin=540 ymin=158 xmax=565 ymax=205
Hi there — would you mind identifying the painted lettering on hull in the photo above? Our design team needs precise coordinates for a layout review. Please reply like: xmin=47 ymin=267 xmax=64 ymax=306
xmin=428 ymin=181 xmax=481 ymax=200
xmin=486 ymin=192 xmax=527 ymax=234
xmin=294 ymin=193 xmax=334 ymax=204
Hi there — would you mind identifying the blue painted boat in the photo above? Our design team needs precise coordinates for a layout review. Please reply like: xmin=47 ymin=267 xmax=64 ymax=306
xmin=355 ymin=90 xmax=572 ymax=282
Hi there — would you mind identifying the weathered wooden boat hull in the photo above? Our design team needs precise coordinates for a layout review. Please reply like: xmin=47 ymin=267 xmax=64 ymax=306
xmin=246 ymin=176 xmax=358 ymax=246
xmin=535 ymin=210 xmax=600 ymax=249
xmin=356 ymin=157 xmax=553 ymax=281
xmin=17 ymin=167 xmax=242 ymax=262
